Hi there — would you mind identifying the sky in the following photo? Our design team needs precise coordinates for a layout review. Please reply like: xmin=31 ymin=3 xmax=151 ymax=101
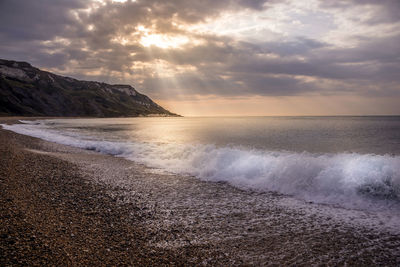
xmin=1 ymin=0 xmax=399 ymax=116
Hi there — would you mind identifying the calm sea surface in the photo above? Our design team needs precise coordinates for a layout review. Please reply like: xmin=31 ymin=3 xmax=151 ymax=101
xmin=37 ymin=116 xmax=400 ymax=154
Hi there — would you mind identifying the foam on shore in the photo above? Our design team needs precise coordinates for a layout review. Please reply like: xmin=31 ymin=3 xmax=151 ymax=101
xmin=2 ymin=121 xmax=400 ymax=211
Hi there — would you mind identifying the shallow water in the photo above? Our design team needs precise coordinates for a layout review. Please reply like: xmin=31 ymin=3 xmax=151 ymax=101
xmin=2 ymin=116 xmax=400 ymax=211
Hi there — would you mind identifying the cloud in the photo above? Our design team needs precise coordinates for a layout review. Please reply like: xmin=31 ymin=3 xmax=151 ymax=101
xmin=0 ymin=0 xmax=85 ymax=41
xmin=321 ymin=0 xmax=400 ymax=24
xmin=0 ymin=0 xmax=399 ymax=103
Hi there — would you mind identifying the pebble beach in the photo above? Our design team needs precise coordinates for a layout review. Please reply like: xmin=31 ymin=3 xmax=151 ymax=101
xmin=1 ymin=117 xmax=400 ymax=266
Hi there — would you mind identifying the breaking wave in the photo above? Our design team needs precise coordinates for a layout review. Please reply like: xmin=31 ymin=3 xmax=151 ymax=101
xmin=2 ymin=121 xmax=400 ymax=210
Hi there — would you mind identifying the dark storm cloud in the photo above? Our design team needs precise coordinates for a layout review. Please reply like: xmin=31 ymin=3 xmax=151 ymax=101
xmin=0 ymin=0 xmax=88 ymax=66
xmin=0 ymin=0 xmax=399 ymax=100
xmin=0 ymin=0 xmax=85 ymax=41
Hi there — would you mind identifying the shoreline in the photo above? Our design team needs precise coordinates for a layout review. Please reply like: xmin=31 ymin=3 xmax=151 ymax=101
xmin=1 ymin=117 xmax=400 ymax=265
xmin=0 ymin=120 xmax=223 ymax=265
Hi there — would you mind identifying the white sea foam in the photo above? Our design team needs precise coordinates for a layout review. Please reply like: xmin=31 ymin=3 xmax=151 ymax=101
xmin=18 ymin=120 xmax=41 ymax=125
xmin=2 ymin=121 xmax=400 ymax=211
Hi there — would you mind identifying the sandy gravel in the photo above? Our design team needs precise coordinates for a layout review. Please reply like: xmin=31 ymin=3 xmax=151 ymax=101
xmin=1 ymin=117 xmax=400 ymax=266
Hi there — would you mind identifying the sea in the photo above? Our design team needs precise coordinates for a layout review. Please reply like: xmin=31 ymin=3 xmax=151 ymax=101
xmin=2 ymin=116 xmax=400 ymax=212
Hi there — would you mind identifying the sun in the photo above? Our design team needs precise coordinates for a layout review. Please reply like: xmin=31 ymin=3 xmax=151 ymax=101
xmin=136 ymin=26 xmax=189 ymax=49
xmin=140 ymin=34 xmax=189 ymax=49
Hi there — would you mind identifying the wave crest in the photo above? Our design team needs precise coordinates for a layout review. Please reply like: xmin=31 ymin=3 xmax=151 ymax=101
xmin=2 ymin=122 xmax=400 ymax=210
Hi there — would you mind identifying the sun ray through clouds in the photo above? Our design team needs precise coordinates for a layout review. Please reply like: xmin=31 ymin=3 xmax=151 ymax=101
xmin=1 ymin=0 xmax=399 ymax=115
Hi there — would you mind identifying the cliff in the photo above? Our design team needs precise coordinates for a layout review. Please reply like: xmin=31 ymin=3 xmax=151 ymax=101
xmin=0 ymin=59 xmax=178 ymax=117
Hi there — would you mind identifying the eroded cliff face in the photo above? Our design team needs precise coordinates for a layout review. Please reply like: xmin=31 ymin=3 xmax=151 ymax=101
xmin=0 ymin=59 xmax=178 ymax=117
